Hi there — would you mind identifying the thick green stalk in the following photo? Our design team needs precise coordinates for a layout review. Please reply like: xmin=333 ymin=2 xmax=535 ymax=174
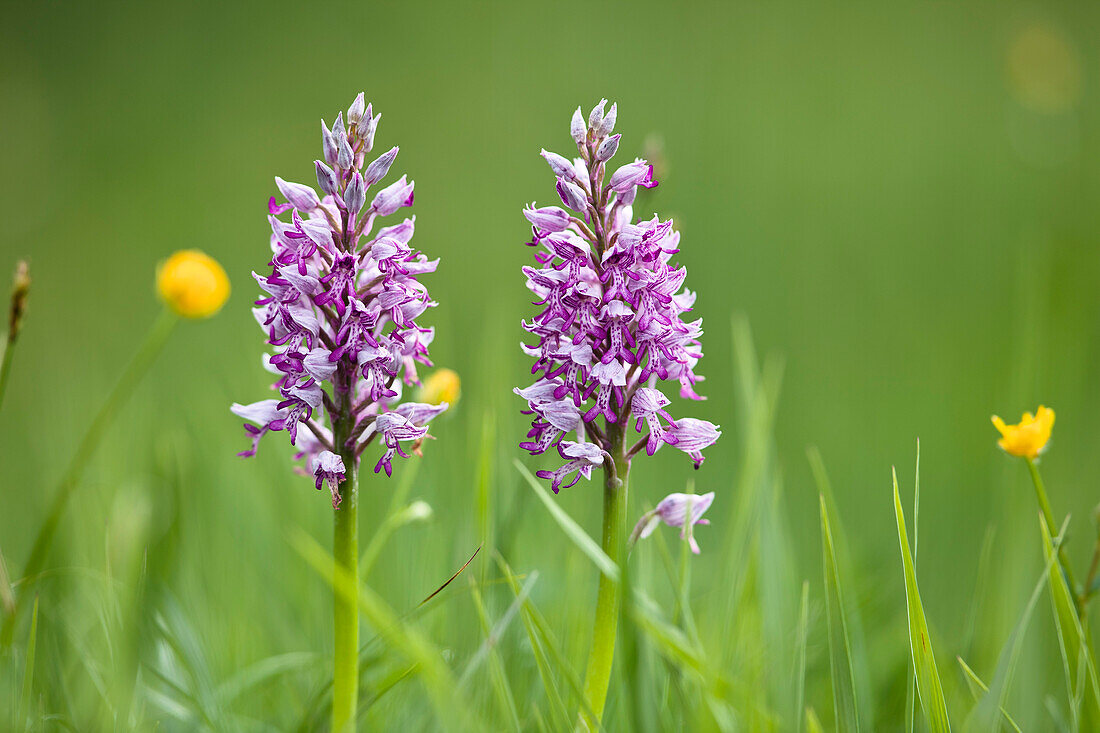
xmin=580 ymin=428 xmax=629 ymax=730
xmin=2 ymin=309 xmax=177 ymax=647
xmin=1026 ymin=457 xmax=1082 ymax=614
xmin=331 ymin=395 xmax=360 ymax=732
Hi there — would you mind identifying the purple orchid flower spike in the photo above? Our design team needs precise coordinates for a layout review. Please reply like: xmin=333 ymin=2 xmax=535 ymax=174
xmin=232 ymin=93 xmax=447 ymax=503
xmin=631 ymin=491 xmax=715 ymax=554
xmin=233 ymin=93 xmax=449 ymax=733
xmin=515 ymin=100 xmax=720 ymax=490
xmin=516 ymin=100 xmax=722 ymax=728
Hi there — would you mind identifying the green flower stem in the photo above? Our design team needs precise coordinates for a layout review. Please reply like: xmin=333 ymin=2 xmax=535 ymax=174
xmin=2 ymin=308 xmax=177 ymax=647
xmin=0 ymin=331 xmax=16 ymax=415
xmin=1083 ymin=529 xmax=1100 ymax=611
xmin=331 ymin=402 xmax=360 ymax=732
xmin=1026 ymin=457 xmax=1082 ymax=614
xmin=580 ymin=433 xmax=629 ymax=729
xmin=0 ymin=259 xmax=30 ymax=416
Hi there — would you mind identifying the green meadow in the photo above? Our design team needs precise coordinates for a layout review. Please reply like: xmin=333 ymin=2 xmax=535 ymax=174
xmin=3 ymin=0 xmax=1100 ymax=729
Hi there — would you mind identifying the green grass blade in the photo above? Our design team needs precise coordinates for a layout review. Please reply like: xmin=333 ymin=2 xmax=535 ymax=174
xmin=493 ymin=553 xmax=573 ymax=731
xmin=477 ymin=410 xmax=496 ymax=558
xmin=906 ymin=440 xmax=920 ymax=733
xmin=806 ymin=707 xmax=825 ymax=733
xmin=893 ymin=467 xmax=950 ymax=732
xmin=794 ymin=580 xmax=810 ymax=733
xmin=819 ymin=493 xmax=861 ymax=731
xmin=215 ymin=652 xmax=319 ymax=707
xmin=463 ymin=575 xmax=528 ymax=730
xmin=888 ymin=464 xmax=950 ymax=726
xmin=957 ymin=657 xmax=1022 ymax=732
xmin=966 ymin=518 xmax=1063 ymax=732
xmin=808 ymin=446 xmax=875 ymax=729
xmin=0 ymin=543 xmax=13 ymax=620
xmin=1039 ymin=515 xmax=1100 ymax=729
xmin=291 ymin=529 xmax=471 ymax=731
xmin=17 ymin=595 xmax=39 ymax=728
xmin=513 ymin=458 xmax=618 ymax=581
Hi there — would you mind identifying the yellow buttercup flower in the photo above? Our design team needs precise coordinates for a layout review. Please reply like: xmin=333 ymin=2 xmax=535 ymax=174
xmin=157 ymin=250 xmax=230 ymax=319
xmin=416 ymin=368 xmax=461 ymax=407
xmin=991 ymin=405 xmax=1055 ymax=459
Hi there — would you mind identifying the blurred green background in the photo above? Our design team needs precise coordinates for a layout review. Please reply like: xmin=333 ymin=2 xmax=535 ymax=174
xmin=3 ymin=0 xmax=1100 ymax=728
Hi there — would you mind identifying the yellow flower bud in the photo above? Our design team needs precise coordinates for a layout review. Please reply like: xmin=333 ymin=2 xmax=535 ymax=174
xmin=156 ymin=250 xmax=230 ymax=319
xmin=991 ymin=405 xmax=1055 ymax=459
xmin=416 ymin=368 xmax=461 ymax=407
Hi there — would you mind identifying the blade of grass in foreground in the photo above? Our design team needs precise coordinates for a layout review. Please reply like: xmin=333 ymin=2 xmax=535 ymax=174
xmin=3 ymin=308 xmax=178 ymax=648
xmin=808 ymin=447 xmax=875 ymax=728
xmin=965 ymin=516 xmax=1064 ymax=732
xmin=493 ymin=553 xmax=575 ymax=730
xmin=957 ymin=657 xmax=1022 ymax=732
xmin=893 ymin=467 xmax=950 ymax=732
xmin=806 ymin=707 xmax=825 ymax=733
xmin=215 ymin=652 xmax=320 ymax=707
xmin=1039 ymin=515 xmax=1100 ymax=729
xmin=466 ymin=578 xmax=523 ymax=730
xmin=629 ymin=591 xmax=738 ymax=730
xmin=291 ymin=529 xmax=471 ymax=731
xmin=819 ymin=493 xmax=860 ymax=732
xmin=905 ymin=441 xmax=921 ymax=733
xmin=0 ymin=544 xmax=13 ymax=620
xmin=513 ymin=458 xmax=618 ymax=581
xmin=794 ymin=580 xmax=810 ymax=733
xmin=16 ymin=596 xmax=39 ymax=728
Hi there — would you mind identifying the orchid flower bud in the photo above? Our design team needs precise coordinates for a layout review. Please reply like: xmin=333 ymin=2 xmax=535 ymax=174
xmin=275 ymin=177 xmax=320 ymax=212
xmin=595 ymin=102 xmax=617 ymax=138
xmin=364 ymin=146 xmax=399 ymax=186
xmin=595 ymin=134 xmax=621 ymax=162
xmin=556 ymin=179 xmax=588 ymax=212
xmin=570 ymin=106 xmax=587 ymax=146
xmin=523 ymin=203 xmax=571 ymax=232
xmin=315 ymin=160 xmax=338 ymax=197
xmin=336 ymin=130 xmax=354 ymax=170
xmin=347 ymin=92 xmax=366 ymax=125
xmin=343 ymin=172 xmax=366 ymax=215
xmin=321 ymin=120 xmax=338 ymax=166
xmin=609 ymin=160 xmax=657 ymax=193
xmin=541 ymin=149 xmax=576 ymax=180
xmin=371 ymin=175 xmax=415 ymax=216
xmin=588 ymin=98 xmax=607 ymax=131
xmin=362 ymin=111 xmax=380 ymax=152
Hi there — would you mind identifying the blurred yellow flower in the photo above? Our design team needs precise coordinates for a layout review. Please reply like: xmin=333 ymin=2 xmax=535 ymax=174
xmin=157 ymin=250 xmax=230 ymax=319
xmin=1006 ymin=22 xmax=1081 ymax=114
xmin=417 ymin=368 xmax=461 ymax=407
xmin=991 ymin=405 xmax=1055 ymax=459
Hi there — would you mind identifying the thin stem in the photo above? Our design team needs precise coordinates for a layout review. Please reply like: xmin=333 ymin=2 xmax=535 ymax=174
xmin=331 ymin=373 xmax=359 ymax=732
xmin=1083 ymin=531 xmax=1100 ymax=610
xmin=0 ymin=260 xmax=29 ymax=415
xmin=0 ymin=333 xmax=15 ymax=416
xmin=579 ymin=426 xmax=629 ymax=729
xmin=2 ymin=309 xmax=178 ymax=647
xmin=1026 ymin=457 xmax=1082 ymax=615
xmin=625 ymin=435 xmax=649 ymax=460
xmin=303 ymin=419 xmax=334 ymax=451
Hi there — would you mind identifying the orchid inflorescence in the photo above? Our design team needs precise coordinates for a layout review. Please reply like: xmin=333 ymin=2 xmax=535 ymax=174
xmin=515 ymin=99 xmax=721 ymax=492
xmin=231 ymin=93 xmax=447 ymax=507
